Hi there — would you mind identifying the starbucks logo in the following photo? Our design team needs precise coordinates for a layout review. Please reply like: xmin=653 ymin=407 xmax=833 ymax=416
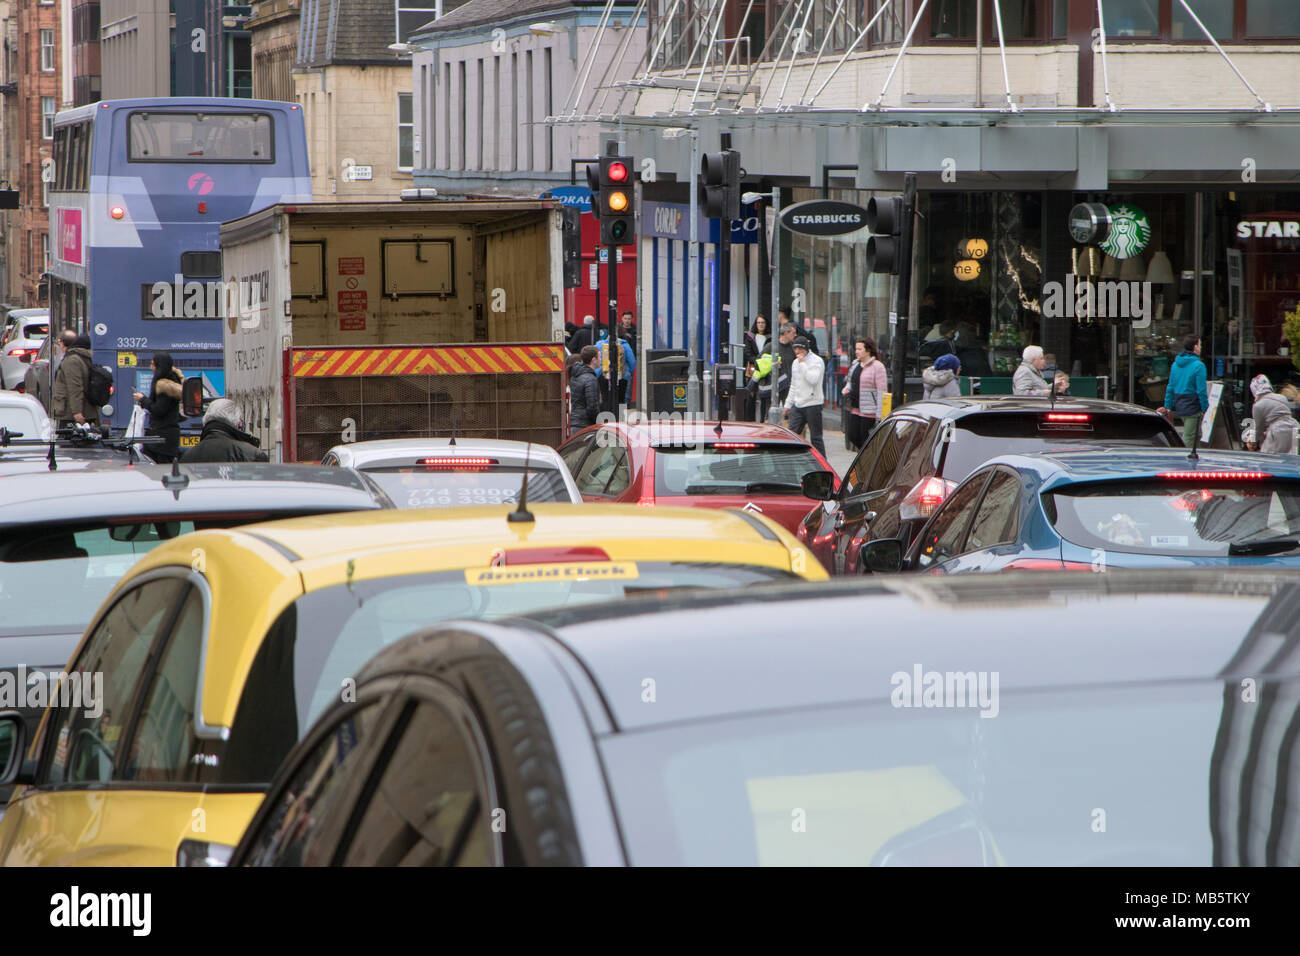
xmin=1100 ymin=203 xmax=1151 ymax=260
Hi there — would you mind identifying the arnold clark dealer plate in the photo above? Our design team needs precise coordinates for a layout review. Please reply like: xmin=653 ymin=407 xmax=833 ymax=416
xmin=780 ymin=200 xmax=869 ymax=237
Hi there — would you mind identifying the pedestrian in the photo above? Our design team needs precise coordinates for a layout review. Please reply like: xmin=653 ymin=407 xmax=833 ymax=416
xmin=596 ymin=325 xmax=635 ymax=408
xmin=179 ymin=398 xmax=269 ymax=462
xmin=619 ymin=310 xmax=638 ymax=355
xmin=1162 ymin=334 xmax=1209 ymax=447
xmin=783 ymin=336 xmax=827 ymax=457
xmin=568 ymin=314 xmax=596 ymax=354
xmin=1012 ymin=345 xmax=1053 ymax=397
xmin=568 ymin=346 xmax=601 ymax=435
xmin=842 ymin=338 xmax=888 ymax=449
xmin=132 ymin=351 xmax=185 ymax=463
xmin=922 ymin=352 xmax=962 ymax=400
xmin=51 ymin=334 xmax=101 ymax=427
xmin=778 ymin=306 xmax=819 ymax=356
xmin=1249 ymin=374 xmax=1299 ymax=454
xmin=51 ymin=328 xmax=77 ymax=379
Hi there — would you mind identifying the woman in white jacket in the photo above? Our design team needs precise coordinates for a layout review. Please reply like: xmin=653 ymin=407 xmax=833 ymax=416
xmin=922 ymin=353 xmax=962 ymax=400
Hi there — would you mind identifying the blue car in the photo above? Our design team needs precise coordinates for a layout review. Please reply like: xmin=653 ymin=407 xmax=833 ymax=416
xmin=861 ymin=446 xmax=1300 ymax=573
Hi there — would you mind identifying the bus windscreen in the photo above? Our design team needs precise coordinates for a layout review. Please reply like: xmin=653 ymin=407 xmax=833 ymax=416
xmin=128 ymin=112 xmax=274 ymax=162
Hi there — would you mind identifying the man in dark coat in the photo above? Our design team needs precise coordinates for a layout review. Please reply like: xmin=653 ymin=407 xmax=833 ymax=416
xmin=569 ymin=346 xmax=601 ymax=435
xmin=568 ymin=315 xmax=597 ymax=354
xmin=51 ymin=334 xmax=101 ymax=426
xmin=180 ymin=398 xmax=269 ymax=462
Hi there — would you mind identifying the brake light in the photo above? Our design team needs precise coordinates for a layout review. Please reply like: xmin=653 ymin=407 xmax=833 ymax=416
xmin=501 ymin=546 xmax=611 ymax=565
xmin=899 ymin=476 xmax=956 ymax=522
xmin=1003 ymin=558 xmax=1094 ymax=570
xmin=1158 ymin=471 xmax=1268 ymax=480
xmin=6 ymin=347 xmax=35 ymax=357
xmin=1044 ymin=413 xmax=1089 ymax=422
xmin=712 ymin=442 xmax=757 ymax=449
xmin=419 ymin=457 xmax=498 ymax=470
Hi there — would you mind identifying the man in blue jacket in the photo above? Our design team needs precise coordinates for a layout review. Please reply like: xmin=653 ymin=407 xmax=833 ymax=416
xmin=596 ymin=327 xmax=636 ymax=409
xmin=1162 ymin=333 xmax=1209 ymax=447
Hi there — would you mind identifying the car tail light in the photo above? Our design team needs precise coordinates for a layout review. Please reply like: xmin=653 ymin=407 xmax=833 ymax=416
xmin=899 ymin=476 xmax=956 ymax=522
xmin=812 ymin=531 xmax=835 ymax=545
xmin=418 ymin=457 xmax=498 ymax=470
xmin=1043 ymin=413 xmax=1089 ymax=422
xmin=6 ymin=347 xmax=35 ymax=357
xmin=1003 ymin=558 xmax=1094 ymax=570
xmin=501 ymin=546 xmax=611 ymax=565
xmin=712 ymin=442 xmax=757 ymax=449
xmin=1158 ymin=471 xmax=1268 ymax=480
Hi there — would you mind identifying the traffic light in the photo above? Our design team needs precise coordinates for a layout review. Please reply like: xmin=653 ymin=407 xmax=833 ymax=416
xmin=561 ymin=206 xmax=581 ymax=288
xmin=596 ymin=155 xmax=634 ymax=246
xmin=700 ymin=150 xmax=741 ymax=220
xmin=865 ymin=196 xmax=905 ymax=275
xmin=585 ymin=162 xmax=602 ymax=230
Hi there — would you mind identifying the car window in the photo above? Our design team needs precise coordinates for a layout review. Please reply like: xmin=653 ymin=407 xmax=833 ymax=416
xmin=866 ymin=423 xmax=908 ymax=493
xmin=340 ymin=698 xmax=493 ymax=866
xmin=890 ymin=419 xmax=930 ymax=489
xmin=238 ymin=702 xmax=385 ymax=866
xmin=120 ymin=587 xmax=205 ymax=783
xmin=573 ymin=441 xmax=625 ymax=497
xmin=559 ymin=433 xmax=594 ymax=476
xmin=42 ymin=578 xmax=188 ymax=785
xmin=915 ymin=474 xmax=990 ymax=568
xmin=320 ymin=452 xmax=338 ymax=466
xmin=842 ymin=423 xmax=893 ymax=497
xmin=364 ymin=466 xmax=570 ymax=509
xmin=965 ymin=470 xmax=1022 ymax=552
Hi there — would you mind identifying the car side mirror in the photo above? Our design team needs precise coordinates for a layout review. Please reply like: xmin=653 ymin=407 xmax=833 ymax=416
xmin=182 ymin=376 xmax=205 ymax=418
xmin=0 ymin=710 xmax=36 ymax=787
xmin=861 ymin=537 xmax=904 ymax=573
xmin=800 ymin=470 xmax=835 ymax=500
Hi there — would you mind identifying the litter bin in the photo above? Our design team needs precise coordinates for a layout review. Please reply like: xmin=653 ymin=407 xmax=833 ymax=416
xmin=647 ymin=350 xmax=689 ymax=415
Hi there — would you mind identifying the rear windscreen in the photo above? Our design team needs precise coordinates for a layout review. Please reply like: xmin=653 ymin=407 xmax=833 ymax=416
xmin=941 ymin=414 xmax=1179 ymax=481
xmin=654 ymin=444 xmax=825 ymax=497
xmin=362 ymin=466 xmax=571 ymax=508
xmin=22 ymin=323 xmax=48 ymax=338
xmin=128 ymin=111 xmax=274 ymax=162
xmin=1047 ymin=479 xmax=1300 ymax=557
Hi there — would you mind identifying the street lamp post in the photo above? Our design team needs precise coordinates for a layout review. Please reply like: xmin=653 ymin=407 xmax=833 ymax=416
xmin=744 ymin=189 xmax=785 ymax=425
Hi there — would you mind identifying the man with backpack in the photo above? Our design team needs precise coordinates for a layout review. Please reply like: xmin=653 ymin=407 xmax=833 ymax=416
xmin=52 ymin=334 xmax=104 ymax=427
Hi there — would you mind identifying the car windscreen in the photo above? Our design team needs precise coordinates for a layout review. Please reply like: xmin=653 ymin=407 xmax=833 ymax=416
xmin=654 ymin=444 xmax=825 ymax=497
xmin=940 ymin=413 xmax=1179 ymax=481
xmin=1046 ymin=478 xmax=1300 ymax=557
xmin=597 ymin=681 xmax=1256 ymax=865
xmin=0 ymin=514 xmax=352 ymax=638
xmin=362 ymin=465 xmax=571 ymax=508
xmin=217 ymin=562 xmax=803 ymax=784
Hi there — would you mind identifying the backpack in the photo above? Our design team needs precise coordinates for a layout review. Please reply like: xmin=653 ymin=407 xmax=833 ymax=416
xmin=82 ymin=355 xmax=114 ymax=408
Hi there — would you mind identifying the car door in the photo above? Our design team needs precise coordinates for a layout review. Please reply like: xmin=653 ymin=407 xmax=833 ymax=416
xmin=0 ymin=573 xmax=260 ymax=865
xmin=944 ymin=468 xmax=1024 ymax=573
xmin=909 ymin=470 xmax=995 ymax=575
xmin=834 ymin=419 xmax=921 ymax=574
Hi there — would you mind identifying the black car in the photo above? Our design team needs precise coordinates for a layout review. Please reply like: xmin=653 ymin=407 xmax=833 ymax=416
xmin=228 ymin=569 xmax=1300 ymax=866
xmin=0 ymin=462 xmax=393 ymax=806
xmin=798 ymin=396 xmax=1183 ymax=574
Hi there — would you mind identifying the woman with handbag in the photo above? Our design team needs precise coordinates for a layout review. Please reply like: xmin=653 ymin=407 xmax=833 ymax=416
xmin=841 ymin=338 xmax=887 ymax=450
xmin=133 ymin=351 xmax=186 ymax=463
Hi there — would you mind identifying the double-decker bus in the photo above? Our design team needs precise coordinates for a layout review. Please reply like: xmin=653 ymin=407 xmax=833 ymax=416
xmin=47 ymin=97 xmax=310 ymax=434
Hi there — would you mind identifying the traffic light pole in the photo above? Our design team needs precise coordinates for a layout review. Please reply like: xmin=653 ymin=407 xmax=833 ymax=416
xmin=687 ymin=130 xmax=701 ymax=416
xmin=889 ymin=172 xmax=917 ymax=410
xmin=607 ymin=245 xmax=619 ymax=417
xmin=767 ymin=187 xmax=783 ymax=425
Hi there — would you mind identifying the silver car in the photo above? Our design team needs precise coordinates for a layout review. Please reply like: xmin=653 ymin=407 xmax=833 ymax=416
xmin=320 ymin=437 xmax=582 ymax=508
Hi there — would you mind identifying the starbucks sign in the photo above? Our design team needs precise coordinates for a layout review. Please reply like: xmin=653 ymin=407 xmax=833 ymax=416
xmin=1100 ymin=203 xmax=1152 ymax=260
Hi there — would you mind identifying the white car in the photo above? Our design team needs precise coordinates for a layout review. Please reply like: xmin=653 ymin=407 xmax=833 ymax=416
xmin=0 ymin=310 xmax=49 ymax=391
xmin=0 ymin=390 xmax=53 ymax=442
xmin=319 ymin=438 xmax=583 ymax=509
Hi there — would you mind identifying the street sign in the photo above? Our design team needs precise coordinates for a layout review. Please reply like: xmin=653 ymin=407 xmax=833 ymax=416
xmin=546 ymin=186 xmax=592 ymax=212
xmin=343 ymin=165 xmax=373 ymax=182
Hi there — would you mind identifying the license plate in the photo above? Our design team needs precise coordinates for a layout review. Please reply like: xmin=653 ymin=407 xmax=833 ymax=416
xmin=179 ymin=435 xmax=200 ymax=447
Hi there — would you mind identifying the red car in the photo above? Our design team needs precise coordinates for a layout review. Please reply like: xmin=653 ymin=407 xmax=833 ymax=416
xmin=557 ymin=419 xmax=840 ymax=535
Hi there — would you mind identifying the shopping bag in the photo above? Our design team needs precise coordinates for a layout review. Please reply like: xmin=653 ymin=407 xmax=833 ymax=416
xmin=125 ymin=404 xmax=149 ymax=440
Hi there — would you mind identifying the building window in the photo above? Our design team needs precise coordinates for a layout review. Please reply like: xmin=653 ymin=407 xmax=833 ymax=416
xmin=396 ymin=2 xmax=439 ymax=44
xmin=226 ymin=33 xmax=253 ymax=97
xmin=40 ymin=29 xmax=55 ymax=71
xmin=1247 ymin=1 xmax=1300 ymax=38
xmin=398 ymin=92 xmax=413 ymax=170
xmin=42 ymin=97 xmax=56 ymax=139
xmin=476 ymin=59 xmax=484 ymax=170
xmin=544 ymin=48 xmax=553 ymax=172
xmin=42 ymin=233 xmax=50 ymax=272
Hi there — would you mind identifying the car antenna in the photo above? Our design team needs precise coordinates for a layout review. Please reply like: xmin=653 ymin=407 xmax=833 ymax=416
xmin=161 ymin=457 xmax=190 ymax=499
xmin=508 ymin=441 xmax=535 ymax=524
xmin=47 ymin=437 xmax=57 ymax=472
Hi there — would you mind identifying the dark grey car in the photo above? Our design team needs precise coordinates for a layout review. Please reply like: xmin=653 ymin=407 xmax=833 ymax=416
xmin=228 ymin=569 xmax=1300 ymax=866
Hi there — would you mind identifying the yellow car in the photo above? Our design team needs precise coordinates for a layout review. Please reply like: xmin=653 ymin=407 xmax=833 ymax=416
xmin=0 ymin=503 xmax=824 ymax=866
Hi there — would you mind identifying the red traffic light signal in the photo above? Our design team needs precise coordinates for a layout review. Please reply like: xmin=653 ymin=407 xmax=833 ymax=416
xmin=607 ymin=161 xmax=629 ymax=183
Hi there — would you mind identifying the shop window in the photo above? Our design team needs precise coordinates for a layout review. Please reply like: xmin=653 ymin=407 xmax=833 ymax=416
xmin=1247 ymin=1 xmax=1300 ymax=38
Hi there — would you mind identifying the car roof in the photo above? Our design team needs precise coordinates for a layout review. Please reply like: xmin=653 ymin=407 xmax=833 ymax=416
xmin=585 ymin=419 xmax=814 ymax=444
xmin=0 ymin=462 xmax=388 ymax=528
xmin=980 ymin=446 xmax=1300 ymax=482
xmin=458 ymin=570 xmax=1300 ymax=731
xmin=327 ymin=437 xmax=567 ymax=466
xmin=896 ymin=395 xmax=1165 ymax=420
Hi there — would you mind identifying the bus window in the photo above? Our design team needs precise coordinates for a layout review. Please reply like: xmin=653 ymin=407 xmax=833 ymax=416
xmin=128 ymin=112 xmax=273 ymax=163
xmin=180 ymin=251 xmax=221 ymax=278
